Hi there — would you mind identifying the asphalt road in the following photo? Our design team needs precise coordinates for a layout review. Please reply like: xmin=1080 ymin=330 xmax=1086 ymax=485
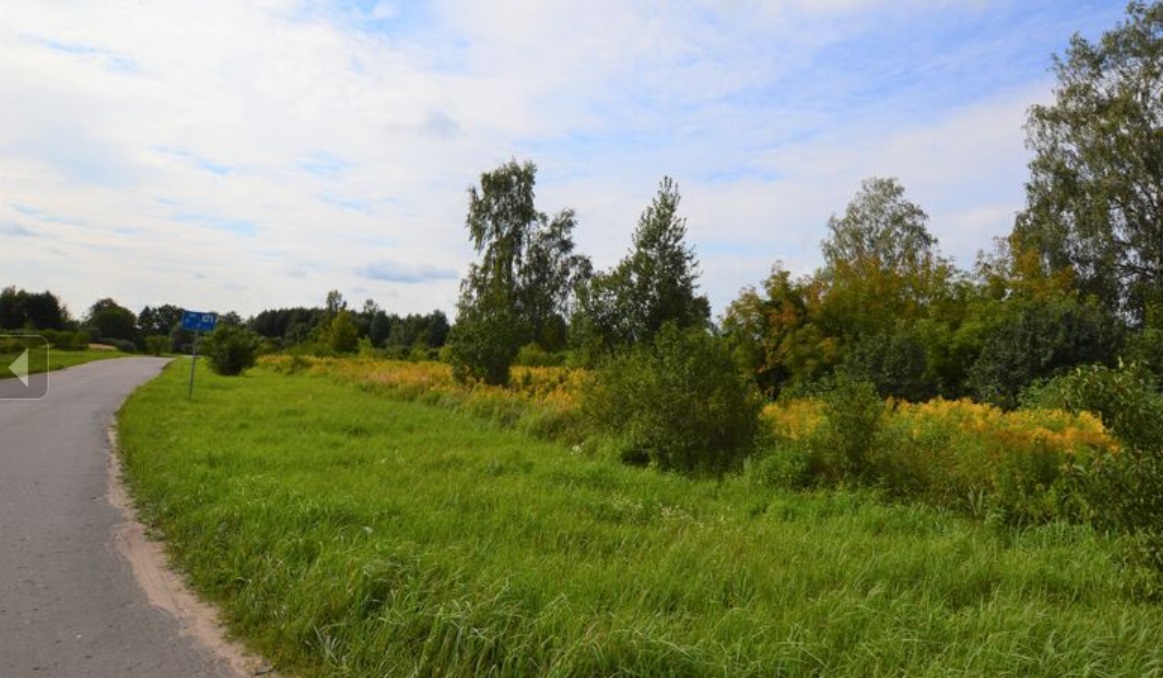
xmin=0 ymin=358 xmax=239 ymax=678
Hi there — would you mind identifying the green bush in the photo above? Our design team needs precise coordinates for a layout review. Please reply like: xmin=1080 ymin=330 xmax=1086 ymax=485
xmin=1021 ymin=363 xmax=1163 ymax=450
xmin=145 ymin=335 xmax=169 ymax=356
xmin=514 ymin=342 xmax=566 ymax=367
xmin=1023 ymin=364 xmax=1163 ymax=576
xmin=583 ymin=324 xmax=763 ymax=475
xmin=447 ymin=310 xmax=523 ymax=386
xmin=200 ymin=324 xmax=260 ymax=376
xmin=811 ymin=376 xmax=885 ymax=482
xmin=96 ymin=338 xmax=137 ymax=353
xmin=39 ymin=329 xmax=89 ymax=350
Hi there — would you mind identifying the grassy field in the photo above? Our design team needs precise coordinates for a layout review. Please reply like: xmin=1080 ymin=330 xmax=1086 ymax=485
xmin=117 ymin=361 xmax=1163 ymax=678
xmin=0 ymin=339 xmax=129 ymax=378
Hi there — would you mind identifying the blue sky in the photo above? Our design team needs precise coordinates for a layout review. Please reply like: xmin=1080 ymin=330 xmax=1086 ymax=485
xmin=0 ymin=0 xmax=1128 ymax=320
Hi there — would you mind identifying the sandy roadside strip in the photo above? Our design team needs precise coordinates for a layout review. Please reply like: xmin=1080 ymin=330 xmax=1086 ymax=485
xmin=106 ymin=426 xmax=281 ymax=678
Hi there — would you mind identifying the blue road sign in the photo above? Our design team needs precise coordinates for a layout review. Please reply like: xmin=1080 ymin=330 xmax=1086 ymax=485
xmin=180 ymin=310 xmax=218 ymax=333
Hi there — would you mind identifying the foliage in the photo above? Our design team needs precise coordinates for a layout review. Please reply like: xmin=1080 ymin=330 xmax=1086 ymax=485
xmin=1021 ymin=362 xmax=1163 ymax=450
xmin=450 ymin=160 xmax=590 ymax=385
xmin=39 ymin=328 xmax=90 ymax=350
xmin=137 ymin=304 xmax=184 ymax=337
xmin=583 ymin=324 xmax=763 ymax=475
xmin=761 ymin=394 xmax=1116 ymax=522
xmin=327 ymin=309 xmax=359 ymax=354
xmin=447 ymin=305 xmax=523 ymax=386
xmin=514 ymin=342 xmax=566 ymax=367
xmin=200 ymin=323 xmax=261 ymax=376
xmin=812 ymin=376 xmax=885 ymax=481
xmin=576 ymin=177 xmax=709 ymax=357
xmin=145 ymin=335 xmax=170 ymax=356
xmin=968 ymin=294 xmax=1124 ymax=408
xmin=0 ymin=286 xmax=72 ymax=330
xmin=1022 ymin=363 xmax=1163 ymax=566
xmin=84 ymin=298 xmax=138 ymax=345
xmin=1013 ymin=1 xmax=1163 ymax=322
xmin=842 ymin=323 xmax=934 ymax=402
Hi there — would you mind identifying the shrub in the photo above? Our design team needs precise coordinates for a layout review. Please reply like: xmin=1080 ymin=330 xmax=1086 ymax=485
xmin=145 ymin=335 xmax=169 ymax=356
xmin=200 ymin=324 xmax=260 ymax=376
xmin=968 ymin=296 xmax=1123 ymax=408
xmin=811 ymin=376 xmax=884 ymax=482
xmin=96 ymin=337 xmax=137 ymax=353
xmin=514 ymin=342 xmax=565 ymax=367
xmin=39 ymin=329 xmax=89 ymax=350
xmin=583 ymin=324 xmax=763 ymax=475
xmin=1021 ymin=363 xmax=1163 ymax=450
xmin=843 ymin=325 xmax=935 ymax=402
xmin=1024 ymin=364 xmax=1163 ymax=573
xmin=446 ymin=310 xmax=523 ymax=386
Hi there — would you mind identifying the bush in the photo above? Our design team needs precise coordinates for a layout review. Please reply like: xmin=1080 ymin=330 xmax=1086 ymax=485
xmin=145 ymin=335 xmax=169 ymax=356
xmin=843 ymin=325 xmax=935 ymax=402
xmin=447 ymin=310 xmax=523 ymax=386
xmin=1023 ymin=363 xmax=1163 ymax=574
xmin=514 ymin=342 xmax=566 ymax=367
xmin=968 ymin=296 xmax=1123 ymax=408
xmin=96 ymin=337 xmax=137 ymax=353
xmin=1021 ymin=363 xmax=1163 ymax=450
xmin=39 ymin=329 xmax=89 ymax=350
xmin=583 ymin=324 xmax=763 ymax=475
xmin=811 ymin=376 xmax=885 ymax=482
xmin=200 ymin=324 xmax=260 ymax=376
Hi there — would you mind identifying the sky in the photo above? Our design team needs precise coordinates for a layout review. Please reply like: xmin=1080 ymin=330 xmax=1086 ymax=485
xmin=0 ymin=0 xmax=1129 ymax=321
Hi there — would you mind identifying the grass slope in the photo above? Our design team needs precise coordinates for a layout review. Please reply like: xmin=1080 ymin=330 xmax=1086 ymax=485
xmin=117 ymin=362 xmax=1163 ymax=678
xmin=0 ymin=344 xmax=128 ymax=378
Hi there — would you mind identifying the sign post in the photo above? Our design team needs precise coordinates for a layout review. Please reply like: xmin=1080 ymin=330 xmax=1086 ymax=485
xmin=180 ymin=311 xmax=218 ymax=398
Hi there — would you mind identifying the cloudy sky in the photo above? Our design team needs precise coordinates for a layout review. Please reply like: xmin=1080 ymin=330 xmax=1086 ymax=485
xmin=0 ymin=0 xmax=1126 ymax=321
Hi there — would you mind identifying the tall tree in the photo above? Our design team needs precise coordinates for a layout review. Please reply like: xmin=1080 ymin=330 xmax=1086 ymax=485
xmin=0 ymin=287 xmax=70 ymax=330
xmin=85 ymin=298 xmax=138 ymax=344
xmin=137 ymin=304 xmax=184 ymax=337
xmin=449 ymin=160 xmax=589 ymax=384
xmin=1014 ymin=1 xmax=1163 ymax=323
xmin=818 ymin=177 xmax=947 ymax=340
xmin=577 ymin=176 xmax=709 ymax=353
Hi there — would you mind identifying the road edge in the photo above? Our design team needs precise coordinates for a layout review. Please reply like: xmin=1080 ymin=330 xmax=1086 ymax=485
xmin=105 ymin=424 xmax=280 ymax=678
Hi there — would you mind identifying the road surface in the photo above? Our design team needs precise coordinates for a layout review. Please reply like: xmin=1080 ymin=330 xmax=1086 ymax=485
xmin=0 ymin=358 xmax=242 ymax=678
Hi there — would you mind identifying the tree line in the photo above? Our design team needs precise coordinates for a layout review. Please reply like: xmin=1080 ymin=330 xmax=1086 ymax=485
xmin=0 ymin=286 xmax=449 ymax=358
xmin=449 ymin=2 xmax=1163 ymax=411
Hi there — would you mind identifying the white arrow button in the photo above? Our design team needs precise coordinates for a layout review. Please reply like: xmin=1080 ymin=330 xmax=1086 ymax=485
xmin=10 ymin=349 xmax=29 ymax=387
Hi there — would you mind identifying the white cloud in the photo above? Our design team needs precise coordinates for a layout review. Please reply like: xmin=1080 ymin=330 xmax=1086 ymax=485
xmin=0 ymin=0 xmax=1126 ymax=320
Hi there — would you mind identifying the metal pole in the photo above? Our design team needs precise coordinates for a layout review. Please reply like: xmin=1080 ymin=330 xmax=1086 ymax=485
xmin=187 ymin=330 xmax=199 ymax=398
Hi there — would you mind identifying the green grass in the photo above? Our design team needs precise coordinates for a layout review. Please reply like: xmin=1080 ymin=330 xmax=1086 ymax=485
xmin=0 ymin=342 xmax=128 ymax=378
xmin=117 ymin=361 xmax=1163 ymax=678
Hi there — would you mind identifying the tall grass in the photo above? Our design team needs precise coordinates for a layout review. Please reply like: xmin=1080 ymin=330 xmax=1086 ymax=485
xmin=117 ymin=361 xmax=1163 ymax=677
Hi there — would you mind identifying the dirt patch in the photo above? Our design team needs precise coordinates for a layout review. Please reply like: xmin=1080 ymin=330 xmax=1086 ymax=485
xmin=106 ymin=426 xmax=280 ymax=678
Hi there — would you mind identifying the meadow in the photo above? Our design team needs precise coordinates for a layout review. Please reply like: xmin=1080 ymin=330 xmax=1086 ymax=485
xmin=116 ymin=359 xmax=1163 ymax=678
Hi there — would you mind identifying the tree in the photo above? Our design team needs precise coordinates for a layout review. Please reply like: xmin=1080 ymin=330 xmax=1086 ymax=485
xmin=721 ymin=264 xmax=815 ymax=396
xmin=325 ymin=290 xmax=347 ymax=316
xmin=448 ymin=159 xmax=589 ymax=384
xmin=818 ymin=177 xmax=947 ymax=340
xmin=583 ymin=324 xmax=763 ymax=475
xmin=576 ymin=176 xmax=709 ymax=354
xmin=0 ymin=287 xmax=70 ymax=330
xmin=0 ymin=286 xmax=22 ymax=329
xmin=967 ymin=293 xmax=1125 ymax=408
xmin=137 ymin=304 xmax=183 ymax=337
xmin=1013 ymin=1 xmax=1163 ymax=323
xmin=327 ymin=309 xmax=359 ymax=353
xmin=201 ymin=324 xmax=261 ymax=376
xmin=518 ymin=209 xmax=592 ymax=351
xmin=85 ymin=298 xmax=138 ymax=344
